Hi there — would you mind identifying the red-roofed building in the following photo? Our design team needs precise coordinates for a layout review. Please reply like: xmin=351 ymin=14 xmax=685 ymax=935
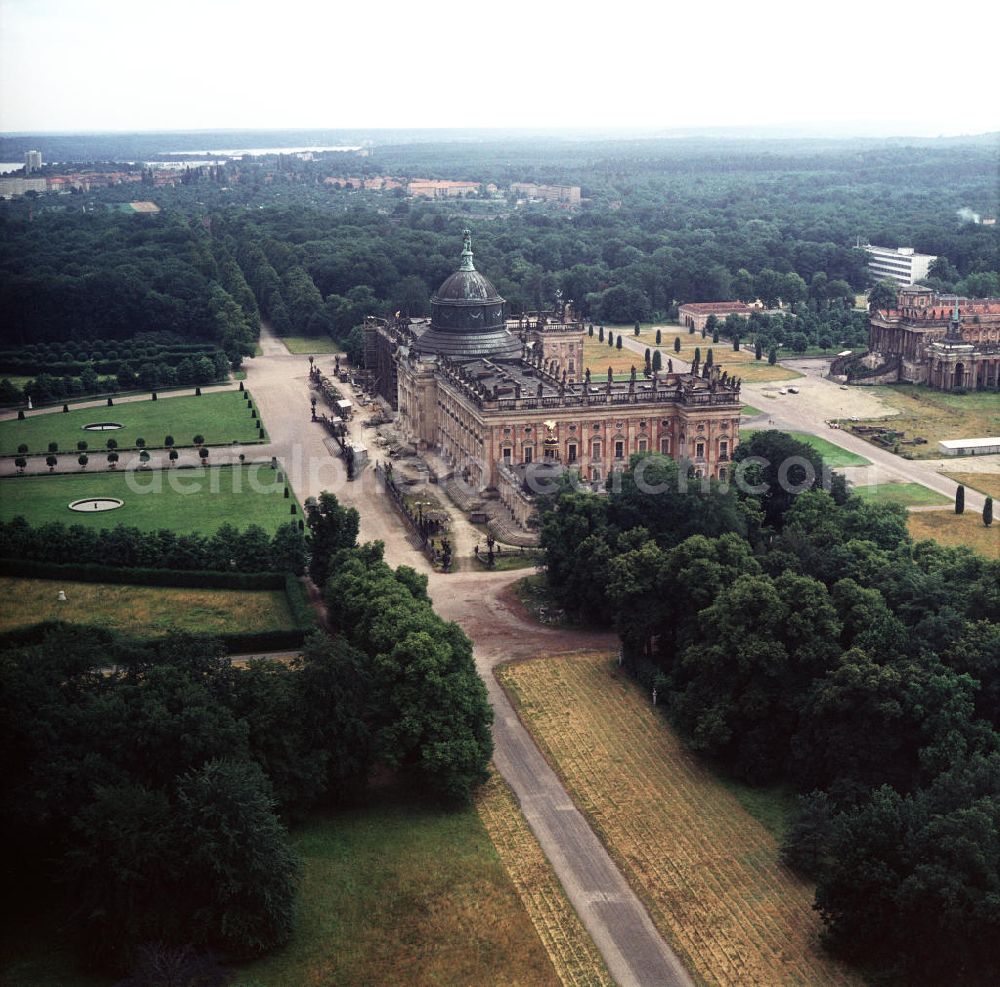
xmin=866 ymin=285 xmax=1000 ymax=390
xmin=677 ymin=302 xmax=753 ymax=333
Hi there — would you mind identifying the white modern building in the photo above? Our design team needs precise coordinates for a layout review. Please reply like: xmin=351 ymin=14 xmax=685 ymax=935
xmin=24 ymin=150 xmax=42 ymax=174
xmin=938 ymin=437 xmax=1000 ymax=457
xmin=864 ymin=244 xmax=938 ymax=286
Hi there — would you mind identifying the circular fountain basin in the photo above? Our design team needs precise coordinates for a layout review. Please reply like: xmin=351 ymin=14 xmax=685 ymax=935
xmin=82 ymin=422 xmax=124 ymax=431
xmin=69 ymin=498 xmax=125 ymax=512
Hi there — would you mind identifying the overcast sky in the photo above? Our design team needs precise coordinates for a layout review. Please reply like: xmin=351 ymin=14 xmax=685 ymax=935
xmin=1 ymin=0 xmax=997 ymax=136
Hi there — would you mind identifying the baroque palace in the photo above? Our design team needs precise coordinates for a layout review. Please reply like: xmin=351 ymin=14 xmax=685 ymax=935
xmin=863 ymin=285 xmax=1000 ymax=390
xmin=363 ymin=232 xmax=742 ymax=527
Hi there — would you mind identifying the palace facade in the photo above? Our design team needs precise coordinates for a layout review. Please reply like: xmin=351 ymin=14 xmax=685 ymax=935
xmin=364 ymin=233 xmax=742 ymax=526
xmin=866 ymin=285 xmax=1000 ymax=390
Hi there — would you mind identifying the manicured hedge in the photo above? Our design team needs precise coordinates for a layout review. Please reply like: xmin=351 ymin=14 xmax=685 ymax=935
xmin=0 ymin=619 xmax=308 ymax=656
xmin=0 ymin=557 xmax=287 ymax=590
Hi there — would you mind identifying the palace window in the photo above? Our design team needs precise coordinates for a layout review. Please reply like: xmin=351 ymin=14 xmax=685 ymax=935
xmin=592 ymin=441 xmax=602 ymax=460
xmin=696 ymin=441 xmax=705 ymax=459
xmin=615 ymin=440 xmax=625 ymax=459
xmin=637 ymin=438 xmax=648 ymax=453
xmin=660 ymin=436 xmax=671 ymax=454
xmin=524 ymin=446 xmax=533 ymax=464
xmin=593 ymin=423 xmax=600 ymax=431
xmin=502 ymin=446 xmax=512 ymax=463
xmin=719 ymin=440 xmax=729 ymax=461
xmin=567 ymin=443 xmax=578 ymax=463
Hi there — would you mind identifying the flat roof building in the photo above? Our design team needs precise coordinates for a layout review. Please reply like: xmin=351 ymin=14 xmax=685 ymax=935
xmin=865 ymin=245 xmax=937 ymax=287
xmin=938 ymin=437 xmax=1000 ymax=456
xmin=677 ymin=301 xmax=753 ymax=332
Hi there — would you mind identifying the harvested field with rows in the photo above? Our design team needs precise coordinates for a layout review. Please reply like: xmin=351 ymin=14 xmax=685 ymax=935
xmin=476 ymin=771 xmax=614 ymax=987
xmin=498 ymin=652 xmax=865 ymax=987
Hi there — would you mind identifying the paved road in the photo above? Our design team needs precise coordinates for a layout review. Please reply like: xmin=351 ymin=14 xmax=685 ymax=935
xmin=240 ymin=327 xmax=695 ymax=987
xmin=740 ymin=359 xmax=991 ymax=514
xmin=616 ymin=333 xmax=993 ymax=515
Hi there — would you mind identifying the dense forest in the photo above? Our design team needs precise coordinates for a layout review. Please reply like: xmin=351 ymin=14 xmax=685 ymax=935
xmin=539 ymin=436 xmax=1000 ymax=984
xmin=0 ymin=492 xmax=492 ymax=978
xmin=2 ymin=136 xmax=996 ymax=384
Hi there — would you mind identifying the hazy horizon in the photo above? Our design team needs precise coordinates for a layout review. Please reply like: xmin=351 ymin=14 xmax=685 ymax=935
xmin=2 ymin=0 xmax=997 ymax=137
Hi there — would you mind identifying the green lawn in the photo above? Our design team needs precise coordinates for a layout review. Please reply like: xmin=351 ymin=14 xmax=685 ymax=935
xmin=742 ymin=428 xmax=872 ymax=468
xmin=741 ymin=405 xmax=764 ymax=417
xmin=853 ymin=482 xmax=951 ymax=507
xmin=2 ymin=785 xmax=557 ymax=987
xmin=713 ymin=776 xmax=798 ymax=841
xmin=0 ymin=390 xmax=265 ymax=456
xmin=0 ymin=465 xmax=301 ymax=535
xmin=0 ymin=577 xmax=295 ymax=637
xmin=280 ymin=335 xmax=343 ymax=355
xmin=235 ymin=787 xmax=558 ymax=987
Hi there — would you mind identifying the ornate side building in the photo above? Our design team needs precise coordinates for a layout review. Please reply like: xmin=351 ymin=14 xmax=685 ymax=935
xmin=866 ymin=285 xmax=1000 ymax=390
xmin=364 ymin=233 xmax=742 ymax=524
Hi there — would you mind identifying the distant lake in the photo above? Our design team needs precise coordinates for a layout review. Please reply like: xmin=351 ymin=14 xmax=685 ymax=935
xmin=162 ymin=145 xmax=361 ymax=156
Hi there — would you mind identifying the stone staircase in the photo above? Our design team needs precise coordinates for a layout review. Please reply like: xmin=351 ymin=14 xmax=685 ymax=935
xmin=486 ymin=511 xmax=541 ymax=548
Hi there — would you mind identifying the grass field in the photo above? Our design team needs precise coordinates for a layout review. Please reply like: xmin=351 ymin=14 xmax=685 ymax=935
xmin=2 ymin=784 xmax=561 ymax=987
xmin=908 ymin=509 xmax=999 ymax=558
xmin=0 ymin=577 xmax=294 ymax=637
xmin=476 ymin=771 xmax=614 ymax=987
xmin=741 ymin=405 xmax=763 ymax=417
xmin=841 ymin=386 xmax=1000 ymax=458
xmin=942 ymin=471 xmax=1000 ymax=500
xmin=853 ymin=482 xmax=951 ymax=507
xmin=0 ymin=390 xmax=264 ymax=456
xmin=280 ymin=335 xmax=344 ymax=355
xmin=741 ymin=428 xmax=872 ymax=467
xmin=237 ymin=786 xmax=560 ymax=987
xmin=0 ymin=465 xmax=300 ymax=535
xmin=498 ymin=653 xmax=864 ymax=987
xmin=583 ymin=335 xmax=642 ymax=376
xmin=657 ymin=336 xmax=804 ymax=384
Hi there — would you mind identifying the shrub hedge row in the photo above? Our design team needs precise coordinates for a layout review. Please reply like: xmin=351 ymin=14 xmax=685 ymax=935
xmin=0 ymin=557 xmax=287 ymax=590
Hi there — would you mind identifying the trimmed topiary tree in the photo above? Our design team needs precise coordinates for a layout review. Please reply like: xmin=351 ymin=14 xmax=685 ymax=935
xmin=77 ymin=440 xmax=88 ymax=452
xmin=135 ymin=437 xmax=146 ymax=449
xmin=193 ymin=434 xmax=205 ymax=447
xmin=14 ymin=456 xmax=27 ymax=473
xmin=107 ymin=451 xmax=119 ymax=468
xmin=674 ymin=337 xmax=681 ymax=353
xmin=46 ymin=454 xmax=57 ymax=472
xmin=106 ymin=438 xmax=118 ymax=451
xmin=199 ymin=447 xmax=209 ymax=462
xmin=955 ymin=485 xmax=965 ymax=515
xmin=78 ymin=454 xmax=88 ymax=469
xmin=655 ymin=328 xmax=662 ymax=345
xmin=168 ymin=449 xmax=179 ymax=466
xmin=984 ymin=496 xmax=993 ymax=527
xmin=18 ymin=443 xmax=28 ymax=455
xmin=165 ymin=435 xmax=175 ymax=448
xmin=48 ymin=441 xmax=58 ymax=454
